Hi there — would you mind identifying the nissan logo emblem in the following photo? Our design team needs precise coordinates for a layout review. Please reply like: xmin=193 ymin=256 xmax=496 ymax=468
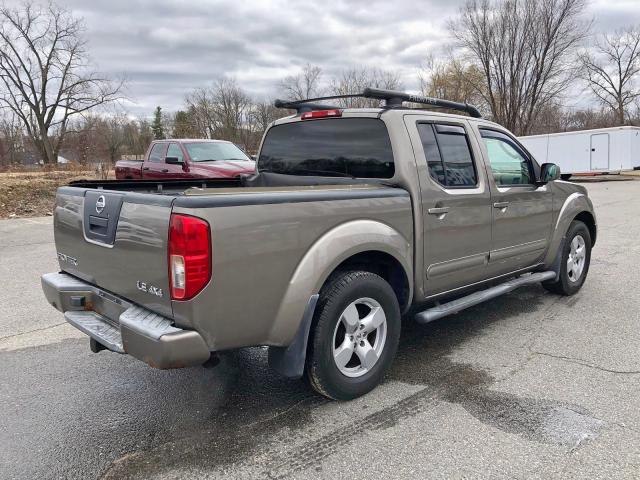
xmin=95 ymin=195 xmax=106 ymax=214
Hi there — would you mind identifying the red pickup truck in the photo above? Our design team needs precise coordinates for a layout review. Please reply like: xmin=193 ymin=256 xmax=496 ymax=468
xmin=115 ymin=139 xmax=256 ymax=180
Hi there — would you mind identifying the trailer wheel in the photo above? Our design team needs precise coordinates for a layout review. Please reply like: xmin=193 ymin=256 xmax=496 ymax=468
xmin=543 ymin=220 xmax=592 ymax=296
xmin=560 ymin=174 xmax=572 ymax=181
xmin=305 ymin=270 xmax=400 ymax=400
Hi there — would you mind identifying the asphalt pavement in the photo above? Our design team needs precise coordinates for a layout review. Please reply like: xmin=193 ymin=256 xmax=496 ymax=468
xmin=1 ymin=181 xmax=639 ymax=479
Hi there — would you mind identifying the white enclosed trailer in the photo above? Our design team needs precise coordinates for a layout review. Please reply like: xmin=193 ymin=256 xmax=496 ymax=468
xmin=519 ymin=126 xmax=640 ymax=176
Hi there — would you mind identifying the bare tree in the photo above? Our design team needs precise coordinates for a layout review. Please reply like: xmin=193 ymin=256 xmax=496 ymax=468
xmin=185 ymin=88 xmax=217 ymax=138
xmin=62 ymin=114 xmax=100 ymax=166
xmin=579 ymin=27 xmax=640 ymax=125
xmin=98 ymin=112 xmax=128 ymax=165
xmin=171 ymin=110 xmax=198 ymax=139
xmin=418 ymin=55 xmax=487 ymax=110
xmin=0 ymin=1 xmax=123 ymax=164
xmin=249 ymin=100 xmax=283 ymax=134
xmin=122 ymin=119 xmax=152 ymax=157
xmin=329 ymin=66 xmax=403 ymax=107
xmin=213 ymin=78 xmax=252 ymax=145
xmin=241 ymin=99 xmax=290 ymax=153
xmin=0 ymin=110 xmax=24 ymax=166
xmin=450 ymin=0 xmax=589 ymax=135
xmin=566 ymin=107 xmax=617 ymax=130
xmin=185 ymin=78 xmax=254 ymax=149
xmin=279 ymin=63 xmax=323 ymax=100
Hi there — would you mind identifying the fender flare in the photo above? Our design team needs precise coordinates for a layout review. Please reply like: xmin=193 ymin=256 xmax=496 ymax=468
xmin=267 ymin=219 xmax=412 ymax=377
xmin=543 ymin=192 xmax=596 ymax=268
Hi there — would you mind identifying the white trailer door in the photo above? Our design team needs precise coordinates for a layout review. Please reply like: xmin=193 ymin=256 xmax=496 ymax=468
xmin=590 ymin=133 xmax=610 ymax=170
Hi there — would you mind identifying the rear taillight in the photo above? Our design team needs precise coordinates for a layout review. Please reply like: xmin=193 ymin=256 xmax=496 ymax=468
xmin=168 ymin=214 xmax=211 ymax=300
xmin=301 ymin=109 xmax=342 ymax=120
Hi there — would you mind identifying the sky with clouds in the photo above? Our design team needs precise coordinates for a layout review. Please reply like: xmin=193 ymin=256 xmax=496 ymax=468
xmin=9 ymin=0 xmax=640 ymax=116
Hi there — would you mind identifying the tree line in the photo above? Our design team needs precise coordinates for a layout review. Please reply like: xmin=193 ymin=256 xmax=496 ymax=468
xmin=2 ymin=0 xmax=640 ymax=168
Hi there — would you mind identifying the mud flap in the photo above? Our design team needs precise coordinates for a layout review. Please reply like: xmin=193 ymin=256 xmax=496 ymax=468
xmin=268 ymin=295 xmax=319 ymax=379
xmin=550 ymin=236 xmax=566 ymax=282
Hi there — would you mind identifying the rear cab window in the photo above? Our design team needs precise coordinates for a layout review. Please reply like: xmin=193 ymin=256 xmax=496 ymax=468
xmin=258 ymin=118 xmax=395 ymax=178
xmin=416 ymin=123 xmax=477 ymax=188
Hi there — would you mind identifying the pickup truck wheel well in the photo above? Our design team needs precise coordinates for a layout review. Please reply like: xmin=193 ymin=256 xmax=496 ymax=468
xmin=574 ymin=211 xmax=596 ymax=246
xmin=331 ymin=251 xmax=410 ymax=312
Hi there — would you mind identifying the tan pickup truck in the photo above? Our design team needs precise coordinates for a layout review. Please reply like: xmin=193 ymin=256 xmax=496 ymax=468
xmin=42 ymin=88 xmax=596 ymax=400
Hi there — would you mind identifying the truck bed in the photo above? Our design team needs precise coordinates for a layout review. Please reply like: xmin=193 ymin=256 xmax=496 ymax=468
xmin=53 ymin=176 xmax=413 ymax=352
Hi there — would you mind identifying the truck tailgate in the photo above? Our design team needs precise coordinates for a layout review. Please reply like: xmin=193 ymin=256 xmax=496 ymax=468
xmin=54 ymin=187 xmax=174 ymax=317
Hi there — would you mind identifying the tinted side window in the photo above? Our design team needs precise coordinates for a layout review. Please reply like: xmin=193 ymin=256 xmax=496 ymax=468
xmin=148 ymin=143 xmax=166 ymax=163
xmin=166 ymin=143 xmax=184 ymax=162
xmin=480 ymin=130 xmax=533 ymax=186
xmin=417 ymin=123 xmax=477 ymax=187
xmin=259 ymin=118 xmax=394 ymax=178
xmin=417 ymin=124 xmax=445 ymax=185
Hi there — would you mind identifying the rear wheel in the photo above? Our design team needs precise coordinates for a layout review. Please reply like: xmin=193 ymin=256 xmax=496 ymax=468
xmin=305 ymin=270 xmax=400 ymax=400
xmin=543 ymin=220 xmax=591 ymax=295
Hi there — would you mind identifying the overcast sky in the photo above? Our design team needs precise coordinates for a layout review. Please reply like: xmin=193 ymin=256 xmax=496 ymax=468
xmin=14 ymin=0 xmax=640 ymax=117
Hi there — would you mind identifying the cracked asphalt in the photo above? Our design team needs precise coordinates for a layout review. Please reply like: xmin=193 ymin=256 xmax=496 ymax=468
xmin=1 ymin=180 xmax=639 ymax=479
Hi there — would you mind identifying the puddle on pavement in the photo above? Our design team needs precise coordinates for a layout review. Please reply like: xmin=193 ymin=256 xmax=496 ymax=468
xmin=434 ymin=363 xmax=604 ymax=449
xmin=388 ymin=288 xmax=604 ymax=450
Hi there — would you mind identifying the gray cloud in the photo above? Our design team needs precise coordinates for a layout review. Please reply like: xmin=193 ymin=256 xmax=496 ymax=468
xmin=7 ymin=0 xmax=640 ymax=116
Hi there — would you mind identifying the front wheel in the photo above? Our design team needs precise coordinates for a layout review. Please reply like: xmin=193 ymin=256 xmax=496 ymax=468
xmin=305 ymin=271 xmax=401 ymax=400
xmin=543 ymin=220 xmax=592 ymax=295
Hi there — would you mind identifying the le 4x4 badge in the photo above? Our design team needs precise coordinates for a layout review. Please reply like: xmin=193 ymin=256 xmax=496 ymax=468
xmin=136 ymin=281 xmax=163 ymax=297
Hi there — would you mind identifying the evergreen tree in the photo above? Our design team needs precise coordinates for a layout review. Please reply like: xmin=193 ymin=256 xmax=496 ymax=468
xmin=151 ymin=106 xmax=165 ymax=139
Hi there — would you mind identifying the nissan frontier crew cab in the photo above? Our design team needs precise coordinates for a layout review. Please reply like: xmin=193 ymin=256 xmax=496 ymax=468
xmin=42 ymin=88 xmax=596 ymax=400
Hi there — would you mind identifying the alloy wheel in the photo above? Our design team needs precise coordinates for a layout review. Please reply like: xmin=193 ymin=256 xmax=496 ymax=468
xmin=332 ymin=297 xmax=387 ymax=378
xmin=567 ymin=234 xmax=586 ymax=282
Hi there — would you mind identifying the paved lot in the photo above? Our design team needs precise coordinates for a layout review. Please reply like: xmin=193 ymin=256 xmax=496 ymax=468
xmin=1 ymin=181 xmax=639 ymax=479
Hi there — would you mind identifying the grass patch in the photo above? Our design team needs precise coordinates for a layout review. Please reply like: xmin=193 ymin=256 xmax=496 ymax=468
xmin=0 ymin=170 xmax=96 ymax=219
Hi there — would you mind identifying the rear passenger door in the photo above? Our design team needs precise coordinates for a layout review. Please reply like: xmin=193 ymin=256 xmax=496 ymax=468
xmin=478 ymin=128 xmax=553 ymax=275
xmin=407 ymin=118 xmax=492 ymax=296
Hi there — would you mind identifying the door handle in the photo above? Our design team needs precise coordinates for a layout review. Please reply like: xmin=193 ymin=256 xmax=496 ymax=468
xmin=142 ymin=167 xmax=149 ymax=171
xmin=161 ymin=169 xmax=169 ymax=173
xmin=493 ymin=201 xmax=510 ymax=209
xmin=428 ymin=207 xmax=450 ymax=215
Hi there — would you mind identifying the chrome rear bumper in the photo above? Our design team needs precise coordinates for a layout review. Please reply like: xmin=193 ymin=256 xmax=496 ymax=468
xmin=41 ymin=272 xmax=210 ymax=369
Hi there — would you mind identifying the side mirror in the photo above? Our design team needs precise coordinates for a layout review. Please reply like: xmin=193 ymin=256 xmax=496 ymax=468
xmin=539 ymin=163 xmax=560 ymax=184
xmin=165 ymin=156 xmax=183 ymax=165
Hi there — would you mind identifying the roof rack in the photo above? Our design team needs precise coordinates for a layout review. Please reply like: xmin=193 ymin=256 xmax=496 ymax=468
xmin=273 ymin=99 xmax=342 ymax=113
xmin=274 ymin=88 xmax=482 ymax=118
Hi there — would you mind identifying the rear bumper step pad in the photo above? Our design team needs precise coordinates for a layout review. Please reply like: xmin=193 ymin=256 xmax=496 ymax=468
xmin=65 ymin=311 xmax=124 ymax=353
xmin=42 ymin=272 xmax=210 ymax=369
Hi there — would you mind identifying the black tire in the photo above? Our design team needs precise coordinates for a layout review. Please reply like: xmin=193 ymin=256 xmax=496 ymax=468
xmin=305 ymin=270 xmax=401 ymax=400
xmin=543 ymin=220 xmax=592 ymax=296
